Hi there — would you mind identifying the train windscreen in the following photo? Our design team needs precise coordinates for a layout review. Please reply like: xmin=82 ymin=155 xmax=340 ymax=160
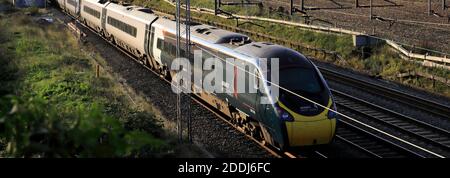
xmin=279 ymin=67 xmax=323 ymax=94
xmin=278 ymin=67 xmax=328 ymax=116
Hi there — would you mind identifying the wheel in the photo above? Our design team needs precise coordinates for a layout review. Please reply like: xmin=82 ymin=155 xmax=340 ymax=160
xmin=109 ymin=36 xmax=115 ymax=44
xmin=164 ymin=68 xmax=172 ymax=80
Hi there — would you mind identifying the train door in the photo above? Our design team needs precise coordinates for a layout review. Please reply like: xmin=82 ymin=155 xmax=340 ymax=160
xmin=75 ymin=0 xmax=80 ymax=15
xmin=220 ymin=54 xmax=233 ymax=105
xmin=254 ymin=69 xmax=269 ymax=122
xmin=254 ymin=68 xmax=277 ymax=140
xmin=101 ymin=6 xmax=107 ymax=30
xmin=236 ymin=61 xmax=258 ymax=118
xmin=151 ymin=26 xmax=163 ymax=66
xmin=57 ymin=0 xmax=65 ymax=10
xmin=191 ymin=44 xmax=203 ymax=92
xmin=146 ymin=26 xmax=155 ymax=59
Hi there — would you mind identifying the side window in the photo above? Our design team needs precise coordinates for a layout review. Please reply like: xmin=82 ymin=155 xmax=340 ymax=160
xmin=171 ymin=43 xmax=176 ymax=56
xmin=253 ymin=69 xmax=260 ymax=90
xmin=202 ymin=50 xmax=213 ymax=60
xmin=157 ymin=38 xmax=163 ymax=50
xmin=166 ymin=42 xmax=173 ymax=55
xmin=83 ymin=6 xmax=100 ymax=19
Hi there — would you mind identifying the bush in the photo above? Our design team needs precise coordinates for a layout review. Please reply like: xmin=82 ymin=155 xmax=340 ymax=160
xmin=0 ymin=95 xmax=167 ymax=158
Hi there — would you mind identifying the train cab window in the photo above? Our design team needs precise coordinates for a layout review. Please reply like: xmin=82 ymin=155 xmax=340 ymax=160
xmin=280 ymin=67 xmax=323 ymax=94
xmin=278 ymin=67 xmax=328 ymax=116
xmin=180 ymin=48 xmax=186 ymax=57
xmin=164 ymin=41 xmax=175 ymax=56
xmin=67 ymin=0 xmax=77 ymax=7
xmin=253 ymin=69 xmax=260 ymax=90
xmin=157 ymin=38 xmax=163 ymax=50
xmin=202 ymin=51 xmax=214 ymax=61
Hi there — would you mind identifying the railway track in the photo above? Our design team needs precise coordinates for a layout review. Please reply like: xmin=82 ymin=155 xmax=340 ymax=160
xmin=320 ymin=67 xmax=450 ymax=120
xmin=150 ymin=4 xmax=450 ymax=157
xmin=56 ymin=5 xmax=447 ymax=158
xmin=151 ymin=5 xmax=450 ymax=120
xmin=335 ymin=119 xmax=423 ymax=158
xmin=299 ymin=120 xmax=423 ymax=158
xmin=58 ymin=9 xmax=295 ymax=158
xmin=333 ymin=90 xmax=450 ymax=158
xmin=151 ymin=7 xmax=450 ymax=120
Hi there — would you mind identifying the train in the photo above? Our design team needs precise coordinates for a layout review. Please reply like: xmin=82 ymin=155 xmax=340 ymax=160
xmin=53 ymin=0 xmax=337 ymax=150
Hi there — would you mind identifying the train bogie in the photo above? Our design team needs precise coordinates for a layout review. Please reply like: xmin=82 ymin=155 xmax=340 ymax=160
xmin=56 ymin=0 xmax=65 ymax=10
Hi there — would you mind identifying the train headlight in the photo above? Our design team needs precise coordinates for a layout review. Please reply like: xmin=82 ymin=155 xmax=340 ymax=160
xmin=275 ymin=104 xmax=294 ymax=122
xmin=327 ymin=102 xmax=337 ymax=119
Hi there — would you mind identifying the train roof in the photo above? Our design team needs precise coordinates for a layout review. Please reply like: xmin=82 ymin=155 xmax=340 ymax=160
xmin=191 ymin=25 xmax=250 ymax=45
xmin=106 ymin=2 xmax=158 ymax=23
xmin=153 ymin=19 xmax=249 ymax=46
xmin=149 ymin=8 xmax=311 ymax=69
xmin=84 ymin=0 xmax=107 ymax=5
xmin=235 ymin=42 xmax=314 ymax=68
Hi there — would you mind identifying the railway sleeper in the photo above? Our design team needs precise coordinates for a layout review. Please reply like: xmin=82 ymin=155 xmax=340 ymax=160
xmin=408 ymin=128 xmax=426 ymax=133
xmin=440 ymin=140 xmax=450 ymax=145
xmin=370 ymin=147 xmax=393 ymax=154
xmin=362 ymin=144 xmax=385 ymax=150
xmin=349 ymin=138 xmax=372 ymax=144
xmin=420 ymin=133 xmax=442 ymax=138
xmin=401 ymin=125 xmax=420 ymax=130
xmin=376 ymin=117 xmax=395 ymax=121
xmin=387 ymin=120 xmax=407 ymax=124
xmin=413 ymin=131 xmax=434 ymax=135
xmin=379 ymin=152 xmax=404 ymax=158
xmin=432 ymin=137 xmax=450 ymax=142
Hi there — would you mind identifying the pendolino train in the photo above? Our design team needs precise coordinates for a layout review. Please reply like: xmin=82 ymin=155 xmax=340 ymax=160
xmin=54 ymin=0 xmax=337 ymax=150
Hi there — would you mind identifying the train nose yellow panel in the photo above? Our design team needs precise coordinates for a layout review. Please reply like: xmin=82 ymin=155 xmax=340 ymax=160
xmin=285 ymin=119 xmax=335 ymax=146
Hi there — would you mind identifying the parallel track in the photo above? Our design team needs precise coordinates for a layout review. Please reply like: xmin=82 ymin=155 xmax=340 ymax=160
xmin=320 ymin=68 xmax=450 ymax=120
xmin=149 ymin=5 xmax=449 ymax=158
xmin=335 ymin=119 xmax=423 ymax=158
xmin=333 ymin=90 xmax=450 ymax=158
xmin=56 ymin=6 xmax=447 ymax=158
xmin=152 ymin=5 xmax=450 ymax=120
xmin=58 ymin=9 xmax=295 ymax=158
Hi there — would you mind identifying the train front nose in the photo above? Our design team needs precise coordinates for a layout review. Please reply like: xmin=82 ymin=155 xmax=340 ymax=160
xmin=285 ymin=119 xmax=336 ymax=146
xmin=277 ymin=100 xmax=337 ymax=147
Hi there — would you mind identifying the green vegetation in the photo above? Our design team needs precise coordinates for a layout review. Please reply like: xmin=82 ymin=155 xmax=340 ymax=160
xmin=133 ymin=0 xmax=449 ymax=97
xmin=0 ymin=6 xmax=170 ymax=157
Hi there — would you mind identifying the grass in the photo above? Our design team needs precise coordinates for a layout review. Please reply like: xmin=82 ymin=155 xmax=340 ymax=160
xmin=0 ymin=6 xmax=172 ymax=157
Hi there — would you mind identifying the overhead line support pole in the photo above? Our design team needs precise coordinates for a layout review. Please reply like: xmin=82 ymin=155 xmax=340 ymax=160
xmin=443 ymin=0 xmax=447 ymax=10
xmin=301 ymin=0 xmax=305 ymax=11
xmin=370 ymin=0 xmax=373 ymax=20
xmin=290 ymin=0 xmax=294 ymax=15
xmin=215 ymin=0 xmax=218 ymax=15
xmin=428 ymin=0 xmax=432 ymax=15
xmin=176 ymin=0 xmax=182 ymax=143
xmin=185 ymin=0 xmax=192 ymax=143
